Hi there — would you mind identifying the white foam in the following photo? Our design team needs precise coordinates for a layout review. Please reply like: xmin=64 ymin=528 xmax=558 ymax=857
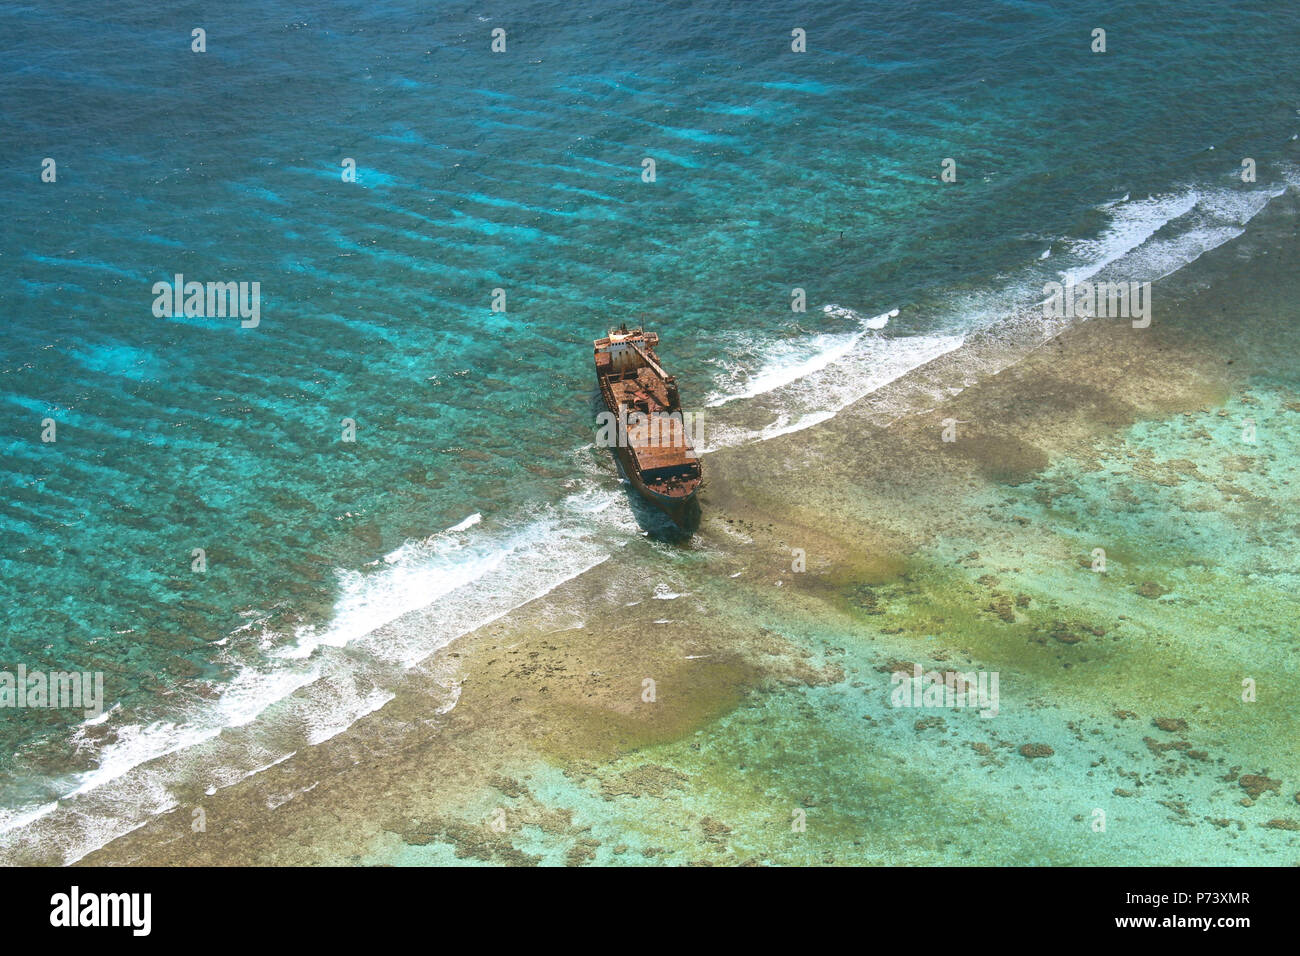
xmin=865 ymin=308 xmax=897 ymax=330
xmin=67 ymin=718 xmax=229 ymax=799
xmin=205 ymin=751 xmax=297 ymax=796
xmin=707 ymin=316 xmax=867 ymax=407
xmin=305 ymin=688 xmax=394 ymax=745
xmin=701 ymin=329 xmax=963 ymax=450
xmin=0 ymin=801 xmax=58 ymax=837
xmin=80 ymin=702 xmax=118 ymax=727
xmin=294 ymin=542 xmax=509 ymax=660
xmin=435 ymin=680 xmax=463 ymax=716
xmin=446 ymin=512 xmax=482 ymax=533
xmin=1062 ymin=190 xmax=1201 ymax=287
xmin=757 ymin=409 xmax=837 ymax=441
xmin=266 ymin=780 xmax=318 ymax=811
xmin=1060 ymin=180 xmax=1289 ymax=289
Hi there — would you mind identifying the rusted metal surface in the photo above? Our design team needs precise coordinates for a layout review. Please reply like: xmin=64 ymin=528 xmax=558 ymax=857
xmin=593 ymin=325 xmax=702 ymax=525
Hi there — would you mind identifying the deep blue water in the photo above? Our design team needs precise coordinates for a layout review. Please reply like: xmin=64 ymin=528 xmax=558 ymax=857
xmin=0 ymin=0 xmax=1297 ymax=850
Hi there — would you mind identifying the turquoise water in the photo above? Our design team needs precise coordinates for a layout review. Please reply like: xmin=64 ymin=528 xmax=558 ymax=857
xmin=0 ymin=0 xmax=1298 ymax=852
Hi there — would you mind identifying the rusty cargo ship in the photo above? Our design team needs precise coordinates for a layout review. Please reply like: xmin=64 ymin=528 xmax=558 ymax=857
xmin=593 ymin=325 xmax=701 ymax=527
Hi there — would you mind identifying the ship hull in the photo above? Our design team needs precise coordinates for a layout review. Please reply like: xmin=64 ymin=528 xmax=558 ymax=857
xmin=592 ymin=325 xmax=701 ymax=531
xmin=609 ymin=436 xmax=700 ymax=528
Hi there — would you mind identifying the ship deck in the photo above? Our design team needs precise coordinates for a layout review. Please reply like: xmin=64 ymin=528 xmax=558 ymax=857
xmin=598 ymin=365 xmax=697 ymax=474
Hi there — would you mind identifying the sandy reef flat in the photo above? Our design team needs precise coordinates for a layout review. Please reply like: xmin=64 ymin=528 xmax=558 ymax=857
xmin=78 ymin=192 xmax=1300 ymax=867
